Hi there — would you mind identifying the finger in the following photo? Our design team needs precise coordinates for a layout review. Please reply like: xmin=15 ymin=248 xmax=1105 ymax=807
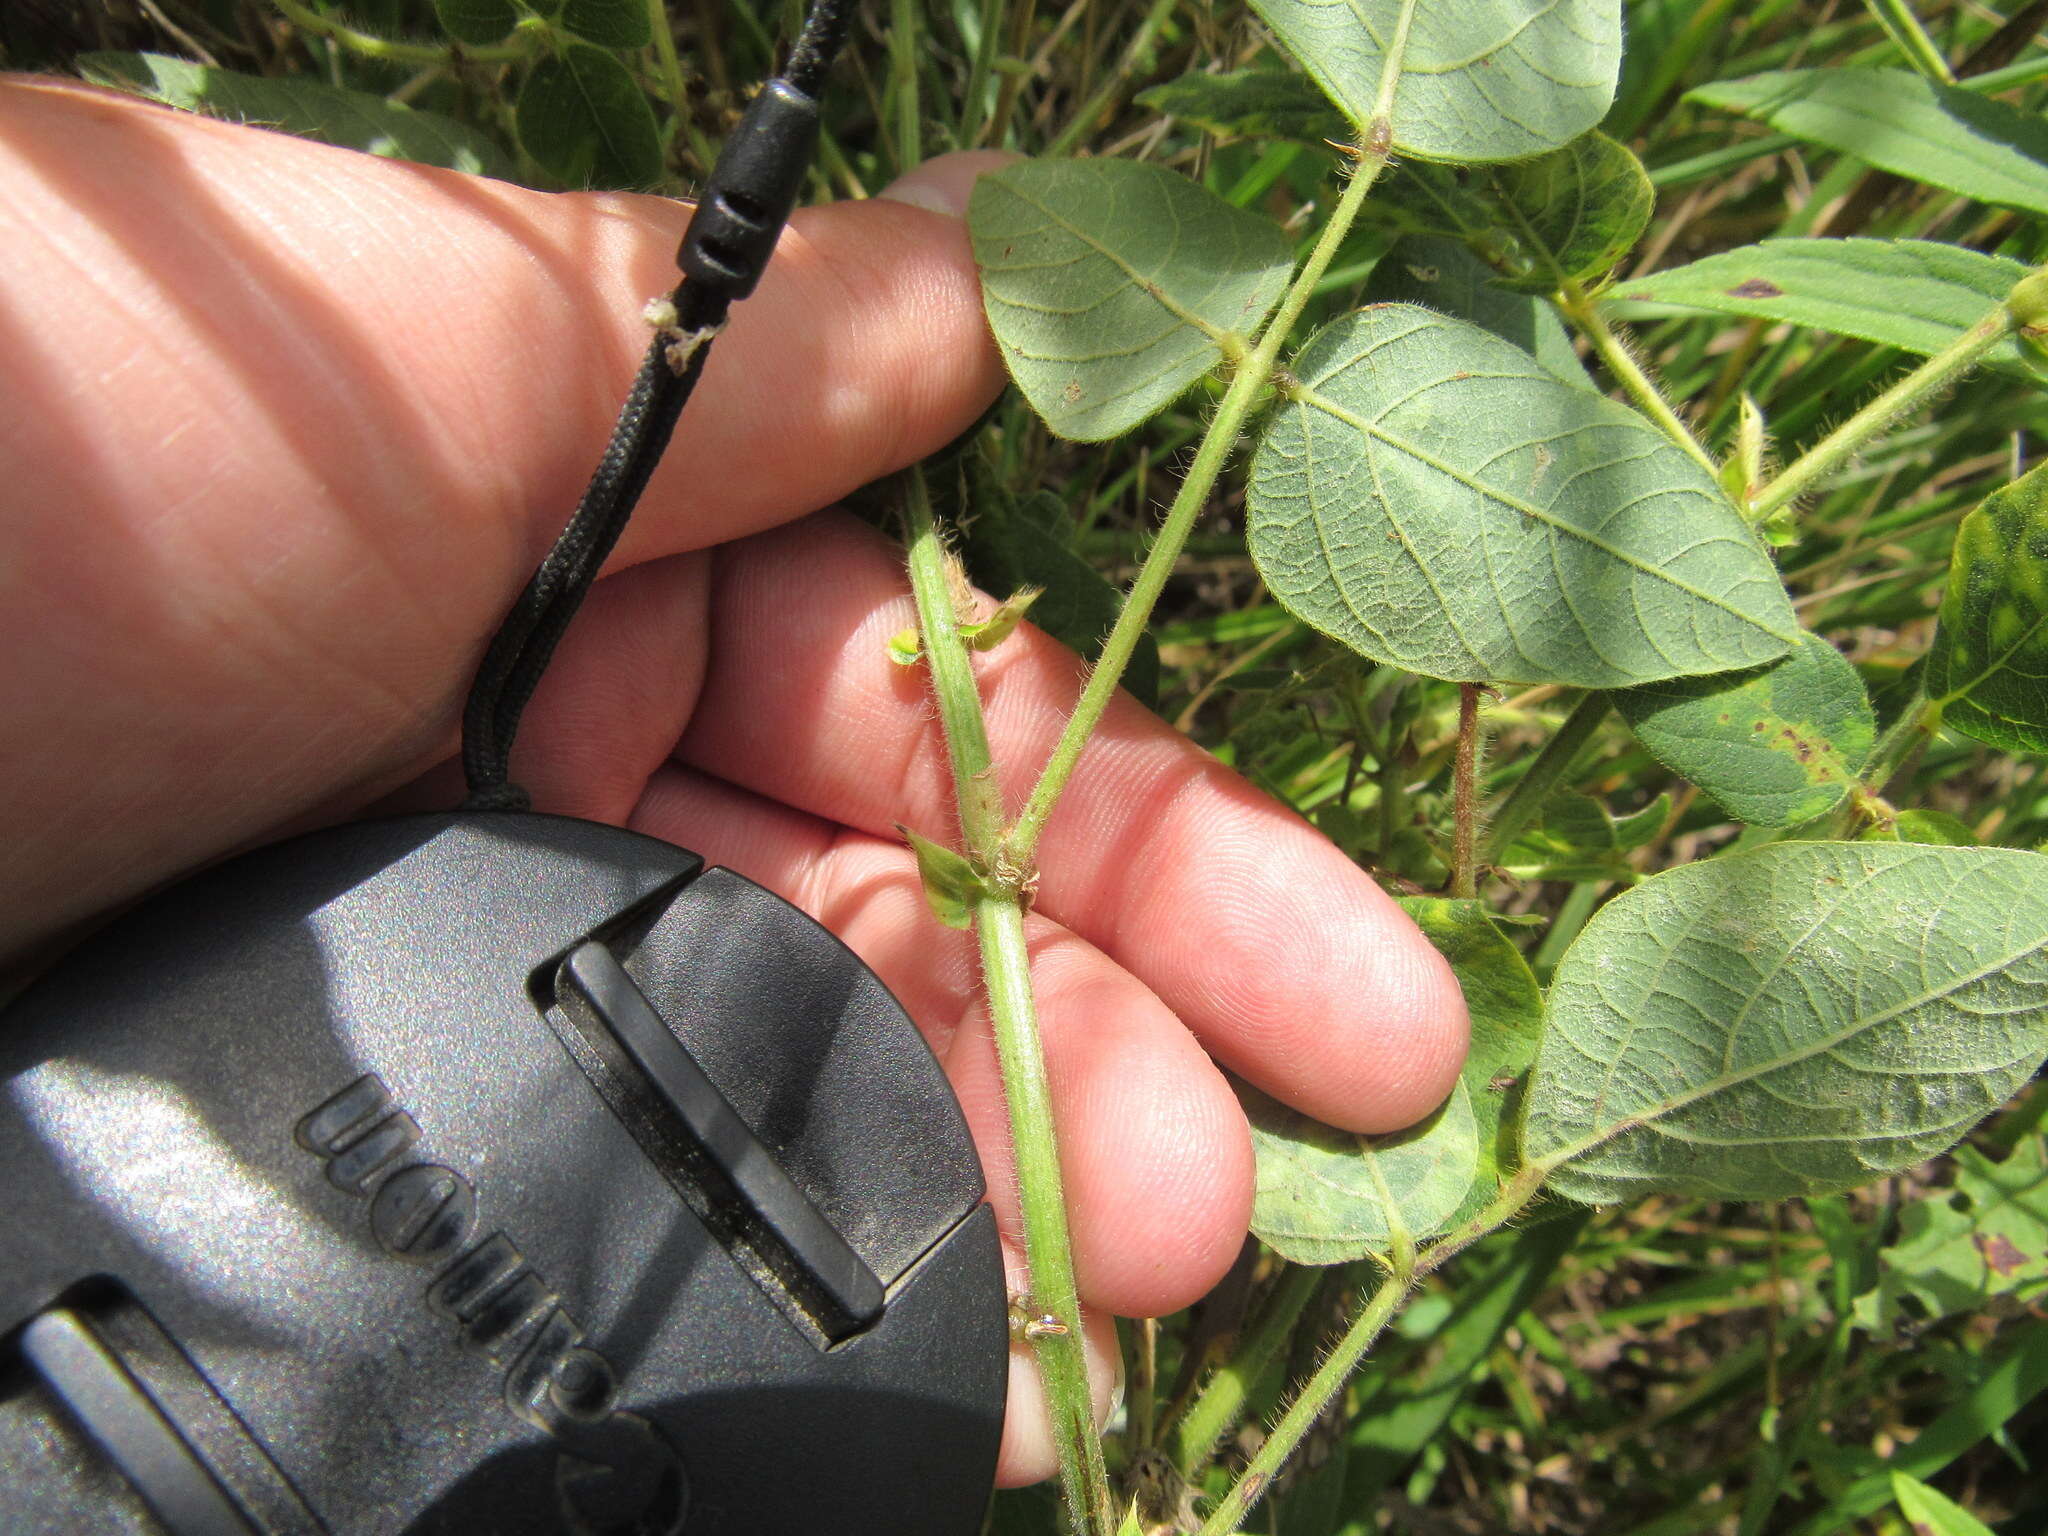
xmin=680 ymin=513 xmax=1469 ymax=1133
xmin=627 ymin=764 xmax=1254 ymax=1321
xmin=0 ymin=78 xmax=1006 ymax=954
xmin=994 ymin=1253 xmax=1121 ymax=1488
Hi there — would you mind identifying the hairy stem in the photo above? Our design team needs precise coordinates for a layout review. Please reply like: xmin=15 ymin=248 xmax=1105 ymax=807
xmin=1450 ymin=683 xmax=1482 ymax=898
xmin=1011 ymin=0 xmax=1420 ymax=861
xmin=1194 ymin=1261 xmax=1413 ymax=1536
xmin=1170 ymin=1263 xmax=1323 ymax=1479
xmin=1752 ymin=297 xmax=2024 ymax=519
xmin=1558 ymin=283 xmax=1720 ymax=478
xmin=901 ymin=472 xmax=1112 ymax=1531
xmin=272 ymin=0 xmax=528 ymax=64
xmin=1478 ymin=691 xmax=1611 ymax=868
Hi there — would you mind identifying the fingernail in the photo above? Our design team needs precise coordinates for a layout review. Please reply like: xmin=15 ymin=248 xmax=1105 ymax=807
xmin=878 ymin=149 xmax=1020 ymax=219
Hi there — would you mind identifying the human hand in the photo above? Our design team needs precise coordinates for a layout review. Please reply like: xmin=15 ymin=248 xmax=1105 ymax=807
xmin=0 ymin=77 xmax=1467 ymax=1484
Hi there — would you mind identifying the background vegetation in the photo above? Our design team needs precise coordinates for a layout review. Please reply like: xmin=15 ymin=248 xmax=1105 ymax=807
xmin=14 ymin=0 xmax=2048 ymax=1530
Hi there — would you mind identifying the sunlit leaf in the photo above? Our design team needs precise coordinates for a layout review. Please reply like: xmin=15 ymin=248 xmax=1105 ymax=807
xmin=1891 ymin=1472 xmax=1999 ymax=1536
xmin=969 ymin=158 xmax=1294 ymax=440
xmin=1246 ymin=1079 xmax=1479 ymax=1264
xmin=1618 ymin=238 xmax=2044 ymax=378
xmin=1614 ymin=630 xmax=1877 ymax=828
xmin=1926 ymin=462 xmax=2048 ymax=754
xmin=900 ymin=827 xmax=984 ymax=930
xmin=1524 ymin=841 xmax=2048 ymax=1204
xmin=1247 ymin=0 xmax=1623 ymax=162
xmin=1247 ymin=305 xmax=1799 ymax=687
xmin=1691 ymin=69 xmax=2048 ymax=218
xmin=78 ymin=51 xmax=512 ymax=176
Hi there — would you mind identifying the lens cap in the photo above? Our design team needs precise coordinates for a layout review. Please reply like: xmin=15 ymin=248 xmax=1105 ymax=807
xmin=0 ymin=812 xmax=1007 ymax=1535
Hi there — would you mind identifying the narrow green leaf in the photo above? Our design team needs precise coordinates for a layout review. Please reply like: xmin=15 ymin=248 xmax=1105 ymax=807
xmin=1245 ymin=1079 xmax=1479 ymax=1264
xmin=1926 ymin=463 xmax=2048 ymax=753
xmin=960 ymin=587 xmax=1042 ymax=651
xmin=558 ymin=0 xmax=652 ymax=47
xmin=968 ymin=158 xmax=1294 ymax=441
xmin=1247 ymin=0 xmax=1623 ymax=162
xmin=1853 ymin=1136 xmax=2048 ymax=1335
xmin=1480 ymin=130 xmax=1654 ymax=294
xmin=899 ymin=827 xmax=983 ymax=930
xmin=1523 ymin=841 xmax=2048 ymax=1204
xmin=1362 ymin=235 xmax=1593 ymax=388
xmin=1891 ymin=1472 xmax=1998 ymax=1536
xmin=516 ymin=41 xmax=663 ymax=189
xmin=1691 ymin=69 xmax=2048 ymax=218
xmin=1396 ymin=898 xmax=1545 ymax=1225
xmin=77 ymin=52 xmax=512 ymax=176
xmin=1617 ymin=238 xmax=2045 ymax=377
xmin=434 ymin=0 xmax=517 ymax=45
xmin=1136 ymin=68 xmax=1346 ymax=141
xmin=1614 ymin=630 xmax=1878 ymax=828
xmin=1247 ymin=305 xmax=1799 ymax=687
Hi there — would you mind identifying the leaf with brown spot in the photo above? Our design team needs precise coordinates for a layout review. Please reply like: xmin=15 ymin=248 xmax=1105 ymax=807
xmin=1854 ymin=1134 xmax=2048 ymax=1333
xmin=1614 ymin=630 xmax=1876 ymax=827
xmin=1729 ymin=277 xmax=1784 ymax=297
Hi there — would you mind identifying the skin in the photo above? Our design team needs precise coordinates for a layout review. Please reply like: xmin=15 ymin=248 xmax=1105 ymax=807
xmin=0 ymin=77 xmax=1468 ymax=1485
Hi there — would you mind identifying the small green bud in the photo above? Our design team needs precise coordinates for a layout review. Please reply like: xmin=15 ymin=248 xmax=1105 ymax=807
xmin=2007 ymin=268 xmax=2048 ymax=329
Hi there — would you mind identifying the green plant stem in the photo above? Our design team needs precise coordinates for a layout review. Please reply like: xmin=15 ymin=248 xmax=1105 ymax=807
xmin=1193 ymin=1262 xmax=1413 ymax=1536
xmin=962 ymin=0 xmax=1009 ymax=145
xmin=1450 ymin=683 xmax=1482 ymax=898
xmin=976 ymin=898 xmax=1115 ymax=1535
xmin=1558 ymin=283 xmax=1719 ymax=478
xmin=1170 ymin=1263 xmax=1323 ymax=1479
xmin=889 ymin=0 xmax=922 ymax=172
xmin=646 ymin=0 xmax=717 ymax=177
xmin=901 ymin=471 xmax=1112 ymax=1534
xmin=1862 ymin=0 xmax=1954 ymax=81
xmin=1752 ymin=300 xmax=2023 ymax=520
xmin=1044 ymin=0 xmax=1177 ymax=157
xmin=1478 ymin=692 xmax=1610 ymax=868
xmin=271 ymin=0 xmax=528 ymax=64
xmin=1012 ymin=0 xmax=1419 ymax=862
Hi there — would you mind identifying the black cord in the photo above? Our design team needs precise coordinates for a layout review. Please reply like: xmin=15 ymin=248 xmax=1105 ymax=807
xmin=461 ymin=3 xmax=849 ymax=812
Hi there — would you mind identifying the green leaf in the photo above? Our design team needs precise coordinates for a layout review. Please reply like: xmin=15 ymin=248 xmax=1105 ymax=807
xmin=899 ymin=827 xmax=984 ymax=930
xmin=1853 ymin=1137 xmax=2048 ymax=1336
xmin=1891 ymin=1472 xmax=1998 ymax=1536
xmin=77 ymin=52 xmax=512 ymax=176
xmin=1500 ymin=791 xmax=1648 ymax=882
xmin=558 ymin=0 xmax=651 ymax=47
xmin=1896 ymin=810 xmax=1980 ymax=847
xmin=1690 ymin=69 xmax=2048 ymax=219
xmin=1927 ymin=463 xmax=2048 ymax=754
xmin=885 ymin=628 xmax=922 ymax=666
xmin=1246 ymin=1079 xmax=1479 ymax=1264
xmin=1246 ymin=0 xmax=1623 ymax=163
xmin=1614 ymin=630 xmax=1878 ymax=828
xmin=960 ymin=587 xmax=1042 ymax=650
xmin=1117 ymin=1502 xmax=1146 ymax=1536
xmin=433 ymin=0 xmax=517 ymax=44
xmin=1523 ymin=841 xmax=2048 ymax=1204
xmin=968 ymin=158 xmax=1294 ymax=441
xmin=1397 ymin=899 xmax=1545 ymax=1226
xmin=1617 ymin=239 xmax=2045 ymax=378
xmin=515 ymin=41 xmax=663 ymax=189
xmin=1362 ymin=235 xmax=1593 ymax=388
xmin=1247 ymin=305 xmax=1799 ymax=687
xmin=1479 ymin=130 xmax=1654 ymax=294
xmin=1136 ymin=68 xmax=1346 ymax=141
